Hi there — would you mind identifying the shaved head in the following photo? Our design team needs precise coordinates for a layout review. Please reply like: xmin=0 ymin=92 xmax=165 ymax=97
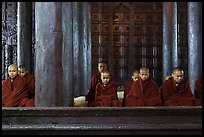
xmin=8 ymin=64 xmax=18 ymax=70
xmin=172 ymin=67 xmax=184 ymax=84
xmin=8 ymin=64 xmax=18 ymax=79
xmin=140 ymin=67 xmax=149 ymax=73
xmin=98 ymin=62 xmax=107 ymax=73
xmin=101 ymin=70 xmax=111 ymax=85
xmin=132 ymin=70 xmax=139 ymax=81
xmin=18 ymin=65 xmax=28 ymax=77
xmin=172 ymin=67 xmax=184 ymax=75
xmin=139 ymin=67 xmax=150 ymax=81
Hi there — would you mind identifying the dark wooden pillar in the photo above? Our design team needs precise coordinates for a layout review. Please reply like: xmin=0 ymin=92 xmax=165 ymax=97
xmin=187 ymin=2 xmax=202 ymax=92
xmin=72 ymin=2 xmax=92 ymax=97
xmin=61 ymin=2 xmax=74 ymax=106
xmin=171 ymin=2 xmax=178 ymax=68
xmin=162 ymin=2 xmax=178 ymax=80
xmin=17 ymin=2 xmax=33 ymax=73
xmin=35 ymin=2 xmax=71 ymax=107
xmin=35 ymin=2 xmax=91 ymax=106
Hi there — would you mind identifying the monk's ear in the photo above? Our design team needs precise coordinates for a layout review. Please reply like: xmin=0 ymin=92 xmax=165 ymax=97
xmin=171 ymin=73 xmax=174 ymax=77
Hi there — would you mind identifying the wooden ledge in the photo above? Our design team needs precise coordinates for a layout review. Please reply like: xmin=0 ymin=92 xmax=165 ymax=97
xmin=2 ymin=106 xmax=202 ymax=135
xmin=2 ymin=106 xmax=202 ymax=116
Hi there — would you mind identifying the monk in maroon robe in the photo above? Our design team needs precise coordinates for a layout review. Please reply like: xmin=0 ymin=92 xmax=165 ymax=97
xmin=125 ymin=67 xmax=162 ymax=107
xmin=160 ymin=67 xmax=201 ymax=106
xmin=18 ymin=65 xmax=35 ymax=107
xmin=86 ymin=61 xmax=107 ymax=106
xmin=123 ymin=70 xmax=139 ymax=106
xmin=94 ymin=70 xmax=122 ymax=107
xmin=194 ymin=77 xmax=202 ymax=105
xmin=2 ymin=64 xmax=33 ymax=107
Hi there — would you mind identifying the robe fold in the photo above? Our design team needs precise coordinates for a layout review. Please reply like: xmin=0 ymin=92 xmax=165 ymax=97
xmin=123 ymin=80 xmax=133 ymax=106
xmin=160 ymin=77 xmax=201 ymax=106
xmin=24 ymin=73 xmax=35 ymax=98
xmin=24 ymin=73 xmax=35 ymax=106
xmin=2 ymin=75 xmax=32 ymax=107
xmin=94 ymin=81 xmax=122 ymax=107
xmin=86 ymin=71 xmax=101 ymax=107
xmin=194 ymin=78 xmax=202 ymax=105
xmin=125 ymin=78 xmax=162 ymax=107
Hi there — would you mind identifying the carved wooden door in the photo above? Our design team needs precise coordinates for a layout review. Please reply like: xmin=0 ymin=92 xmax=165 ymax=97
xmin=91 ymin=2 xmax=163 ymax=87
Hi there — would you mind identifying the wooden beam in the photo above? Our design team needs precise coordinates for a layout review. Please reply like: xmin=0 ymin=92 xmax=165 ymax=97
xmin=2 ymin=106 xmax=202 ymax=135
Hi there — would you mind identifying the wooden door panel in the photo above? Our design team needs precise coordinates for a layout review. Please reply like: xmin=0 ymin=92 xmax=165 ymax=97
xmin=91 ymin=2 xmax=163 ymax=86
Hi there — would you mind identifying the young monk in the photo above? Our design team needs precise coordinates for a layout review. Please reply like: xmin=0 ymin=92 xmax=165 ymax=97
xmin=18 ymin=65 xmax=35 ymax=106
xmin=86 ymin=61 xmax=108 ymax=107
xmin=123 ymin=70 xmax=139 ymax=106
xmin=2 ymin=64 xmax=33 ymax=107
xmin=124 ymin=67 xmax=162 ymax=107
xmin=194 ymin=77 xmax=202 ymax=105
xmin=160 ymin=67 xmax=201 ymax=106
xmin=94 ymin=70 xmax=122 ymax=107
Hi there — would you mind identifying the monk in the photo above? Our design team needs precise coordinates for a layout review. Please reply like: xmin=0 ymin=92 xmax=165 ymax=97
xmin=123 ymin=70 xmax=139 ymax=106
xmin=2 ymin=64 xmax=33 ymax=107
xmin=160 ymin=67 xmax=201 ymax=106
xmin=125 ymin=67 xmax=162 ymax=107
xmin=18 ymin=65 xmax=35 ymax=106
xmin=94 ymin=70 xmax=122 ymax=107
xmin=194 ymin=77 xmax=202 ymax=105
xmin=86 ymin=61 xmax=108 ymax=106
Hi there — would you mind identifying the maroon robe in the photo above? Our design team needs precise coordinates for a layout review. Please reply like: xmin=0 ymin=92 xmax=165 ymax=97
xmin=94 ymin=80 xmax=122 ymax=107
xmin=194 ymin=77 xmax=202 ymax=105
xmin=125 ymin=78 xmax=162 ymax=107
xmin=123 ymin=80 xmax=134 ymax=106
xmin=86 ymin=71 xmax=116 ymax=107
xmin=160 ymin=77 xmax=201 ymax=106
xmin=2 ymin=75 xmax=32 ymax=107
xmin=86 ymin=71 xmax=101 ymax=106
xmin=24 ymin=73 xmax=35 ymax=106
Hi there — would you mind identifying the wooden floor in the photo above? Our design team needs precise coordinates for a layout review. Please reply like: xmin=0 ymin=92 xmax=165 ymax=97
xmin=2 ymin=106 xmax=202 ymax=135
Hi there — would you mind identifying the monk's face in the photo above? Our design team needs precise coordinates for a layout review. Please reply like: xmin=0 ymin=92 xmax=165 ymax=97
xmin=132 ymin=73 xmax=139 ymax=81
xmin=18 ymin=68 xmax=26 ymax=77
xmin=98 ymin=63 xmax=107 ymax=73
xmin=139 ymin=70 xmax=149 ymax=81
xmin=172 ymin=70 xmax=184 ymax=84
xmin=8 ymin=65 xmax=18 ymax=79
xmin=101 ymin=73 xmax=110 ymax=85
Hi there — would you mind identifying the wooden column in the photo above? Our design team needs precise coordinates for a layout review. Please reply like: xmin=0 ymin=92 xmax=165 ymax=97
xmin=171 ymin=2 xmax=178 ymax=68
xmin=72 ymin=2 xmax=92 ymax=97
xmin=17 ymin=2 xmax=33 ymax=73
xmin=187 ymin=2 xmax=202 ymax=93
xmin=61 ymin=2 xmax=74 ymax=106
xmin=35 ymin=2 xmax=63 ymax=106
xmin=35 ymin=2 xmax=91 ymax=106
xmin=162 ymin=2 xmax=178 ymax=80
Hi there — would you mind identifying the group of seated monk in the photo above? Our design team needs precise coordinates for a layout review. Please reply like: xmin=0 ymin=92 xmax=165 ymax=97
xmin=2 ymin=64 xmax=35 ymax=107
xmin=2 ymin=63 xmax=201 ymax=107
xmin=83 ymin=62 xmax=202 ymax=107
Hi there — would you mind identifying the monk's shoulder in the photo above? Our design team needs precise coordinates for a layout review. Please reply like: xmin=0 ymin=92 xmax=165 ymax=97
xmin=26 ymin=73 xmax=35 ymax=79
xmin=2 ymin=79 xmax=8 ymax=85
xmin=16 ymin=75 xmax=27 ymax=83
xmin=2 ymin=77 xmax=10 ymax=85
xmin=148 ymin=78 xmax=158 ymax=86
